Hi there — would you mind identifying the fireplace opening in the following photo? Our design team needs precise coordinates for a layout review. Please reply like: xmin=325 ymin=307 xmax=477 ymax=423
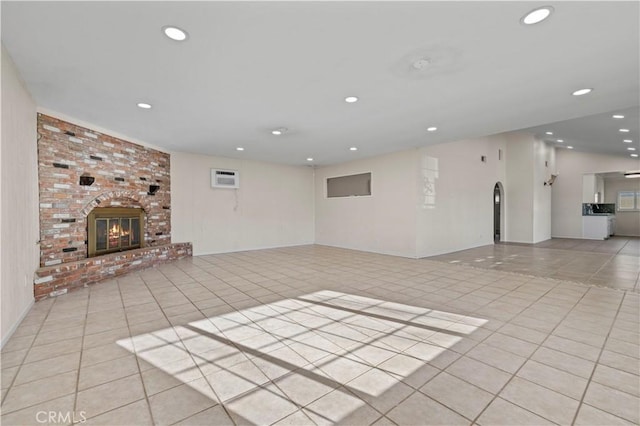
xmin=87 ymin=207 xmax=145 ymax=257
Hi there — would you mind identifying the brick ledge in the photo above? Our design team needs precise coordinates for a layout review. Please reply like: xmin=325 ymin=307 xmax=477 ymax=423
xmin=34 ymin=242 xmax=193 ymax=300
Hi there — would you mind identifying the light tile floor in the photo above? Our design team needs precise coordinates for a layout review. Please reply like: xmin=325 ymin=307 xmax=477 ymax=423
xmin=1 ymin=245 xmax=638 ymax=425
xmin=428 ymin=237 xmax=640 ymax=292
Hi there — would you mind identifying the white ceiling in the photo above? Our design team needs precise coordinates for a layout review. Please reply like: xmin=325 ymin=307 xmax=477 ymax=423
xmin=2 ymin=1 xmax=639 ymax=166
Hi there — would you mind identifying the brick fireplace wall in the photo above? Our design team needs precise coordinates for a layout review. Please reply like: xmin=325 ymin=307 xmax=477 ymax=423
xmin=37 ymin=114 xmax=171 ymax=266
xmin=35 ymin=114 xmax=192 ymax=299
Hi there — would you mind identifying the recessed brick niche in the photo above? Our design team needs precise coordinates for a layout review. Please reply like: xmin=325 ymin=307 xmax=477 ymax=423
xmin=34 ymin=114 xmax=192 ymax=299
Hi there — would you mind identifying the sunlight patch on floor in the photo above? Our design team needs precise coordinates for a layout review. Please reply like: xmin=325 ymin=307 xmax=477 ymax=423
xmin=118 ymin=290 xmax=487 ymax=424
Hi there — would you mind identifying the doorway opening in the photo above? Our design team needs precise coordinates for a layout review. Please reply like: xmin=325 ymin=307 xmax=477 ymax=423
xmin=493 ymin=182 xmax=504 ymax=243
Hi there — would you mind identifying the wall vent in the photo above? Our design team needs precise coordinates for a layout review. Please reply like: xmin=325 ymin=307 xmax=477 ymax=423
xmin=211 ymin=169 xmax=240 ymax=188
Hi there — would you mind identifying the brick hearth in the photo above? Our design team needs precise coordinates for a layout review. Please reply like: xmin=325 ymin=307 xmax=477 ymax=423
xmin=33 ymin=243 xmax=192 ymax=300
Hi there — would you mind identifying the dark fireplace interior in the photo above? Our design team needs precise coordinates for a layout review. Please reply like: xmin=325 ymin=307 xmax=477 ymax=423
xmin=88 ymin=207 xmax=145 ymax=257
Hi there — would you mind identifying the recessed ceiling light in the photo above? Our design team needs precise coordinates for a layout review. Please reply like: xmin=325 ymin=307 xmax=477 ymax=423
xmin=557 ymin=139 xmax=564 ymax=143
xmin=271 ymin=128 xmax=287 ymax=135
xmin=137 ymin=103 xmax=152 ymax=109
xmin=349 ymin=147 xmax=358 ymax=151
xmin=427 ymin=127 xmax=438 ymax=132
xmin=619 ymin=129 xmax=630 ymax=133
xmin=412 ymin=58 xmax=431 ymax=70
xmin=612 ymin=115 xmax=625 ymax=119
xmin=345 ymin=96 xmax=359 ymax=103
xmin=306 ymin=157 xmax=314 ymax=162
xmin=521 ymin=6 xmax=554 ymax=25
xmin=236 ymin=147 xmax=244 ymax=151
xmin=624 ymin=139 xmax=633 ymax=143
xmin=545 ymin=131 xmax=553 ymax=135
xmin=162 ymin=26 xmax=189 ymax=41
xmin=631 ymin=154 xmax=639 ymax=158
xmin=567 ymin=146 xmax=574 ymax=149
xmin=572 ymin=88 xmax=592 ymax=96
xmin=628 ymin=147 xmax=636 ymax=151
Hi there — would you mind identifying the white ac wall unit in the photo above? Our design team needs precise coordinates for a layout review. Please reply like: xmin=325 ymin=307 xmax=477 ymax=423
xmin=211 ymin=169 xmax=239 ymax=188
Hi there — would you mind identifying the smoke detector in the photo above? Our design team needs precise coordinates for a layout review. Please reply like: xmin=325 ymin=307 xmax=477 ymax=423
xmin=412 ymin=58 xmax=431 ymax=70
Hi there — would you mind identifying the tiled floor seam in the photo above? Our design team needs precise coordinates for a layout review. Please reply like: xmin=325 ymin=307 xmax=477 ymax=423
xmin=237 ymin=320 xmax=390 ymax=419
xmin=74 ymin=288 xmax=98 ymax=421
xmin=178 ymin=265 xmax=262 ymax=308
xmin=0 ymin=297 xmax=58 ymax=408
xmin=116 ymin=278 xmax=158 ymax=426
xmin=441 ymin=259 xmax=619 ymax=293
xmin=175 ymin=287 xmax=356 ymax=422
xmin=0 ymin=390 xmax=78 ymax=418
xmin=429 ymin=251 xmax=638 ymax=294
xmin=469 ymin=280 xmax=597 ymax=425
xmin=166 ymin=405 xmax=224 ymax=426
xmin=587 ymin=250 xmax=623 ymax=286
xmin=569 ymin=290 xmax=628 ymax=426
xmin=172 ymin=287 xmax=409 ymax=423
xmin=138 ymin=271 xmax=238 ymax=426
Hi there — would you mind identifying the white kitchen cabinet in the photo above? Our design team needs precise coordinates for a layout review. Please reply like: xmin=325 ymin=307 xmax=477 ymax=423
xmin=582 ymin=216 xmax=610 ymax=240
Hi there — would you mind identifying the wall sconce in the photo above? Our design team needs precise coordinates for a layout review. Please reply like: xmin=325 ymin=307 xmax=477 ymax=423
xmin=79 ymin=175 xmax=95 ymax=186
xmin=148 ymin=185 xmax=160 ymax=195
xmin=544 ymin=174 xmax=558 ymax=186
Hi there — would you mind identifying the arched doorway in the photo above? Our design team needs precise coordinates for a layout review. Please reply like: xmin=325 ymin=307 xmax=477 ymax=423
xmin=493 ymin=182 xmax=504 ymax=243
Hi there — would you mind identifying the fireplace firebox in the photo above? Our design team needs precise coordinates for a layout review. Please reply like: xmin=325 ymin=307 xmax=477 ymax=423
xmin=87 ymin=207 xmax=145 ymax=257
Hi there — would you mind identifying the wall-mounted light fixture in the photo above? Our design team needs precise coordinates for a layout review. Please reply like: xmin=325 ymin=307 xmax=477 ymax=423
xmin=624 ymin=171 xmax=640 ymax=179
xmin=79 ymin=175 xmax=95 ymax=186
xmin=148 ymin=185 xmax=160 ymax=195
xmin=544 ymin=174 xmax=558 ymax=186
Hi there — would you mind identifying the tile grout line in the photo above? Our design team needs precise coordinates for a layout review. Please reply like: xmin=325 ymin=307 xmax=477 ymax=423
xmin=378 ymin=275 xmax=563 ymax=423
xmin=469 ymin=281 xmax=596 ymax=425
xmin=139 ymin=268 xmax=240 ymax=426
xmin=71 ymin=289 xmax=93 ymax=423
xmin=569 ymin=289 xmax=627 ymax=426
xmin=107 ymin=276 xmax=159 ymax=426
xmin=0 ymin=297 xmax=60 ymax=409
xmin=66 ymin=282 xmax=158 ymax=423
xmin=160 ymin=263 xmax=450 ymax=424
xmin=173 ymin=263 xmax=388 ymax=425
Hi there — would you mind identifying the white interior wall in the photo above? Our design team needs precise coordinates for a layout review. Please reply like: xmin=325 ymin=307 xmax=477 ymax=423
xmin=1 ymin=45 xmax=39 ymax=347
xmin=505 ymin=132 xmax=535 ymax=243
xmin=552 ymin=149 xmax=640 ymax=238
xmin=171 ymin=152 xmax=315 ymax=255
xmin=314 ymin=131 xmax=554 ymax=258
xmin=415 ymin=135 xmax=507 ymax=257
xmin=314 ymin=150 xmax=418 ymax=258
xmin=533 ymin=139 xmax=555 ymax=243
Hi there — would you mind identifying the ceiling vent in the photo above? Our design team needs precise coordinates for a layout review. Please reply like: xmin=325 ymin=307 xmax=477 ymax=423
xmin=211 ymin=169 xmax=239 ymax=188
